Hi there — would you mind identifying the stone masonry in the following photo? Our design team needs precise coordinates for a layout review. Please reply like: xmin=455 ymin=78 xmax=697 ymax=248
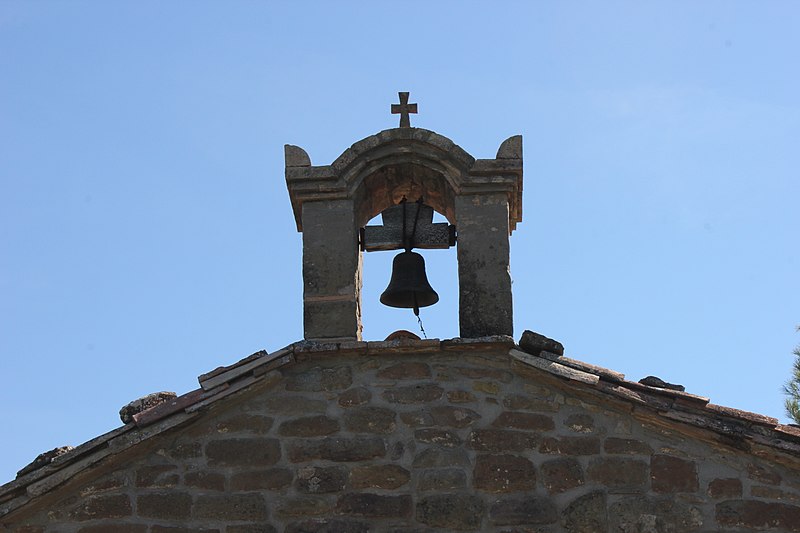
xmin=6 ymin=345 xmax=800 ymax=532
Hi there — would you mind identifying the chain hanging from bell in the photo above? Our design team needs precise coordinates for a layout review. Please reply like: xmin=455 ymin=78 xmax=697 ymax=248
xmin=379 ymin=199 xmax=439 ymax=317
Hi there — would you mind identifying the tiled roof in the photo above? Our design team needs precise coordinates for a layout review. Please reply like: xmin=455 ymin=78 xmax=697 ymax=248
xmin=2 ymin=331 xmax=798 ymax=518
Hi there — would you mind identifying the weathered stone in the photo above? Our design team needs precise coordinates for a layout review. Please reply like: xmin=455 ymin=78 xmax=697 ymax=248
xmin=285 ymin=366 xmax=353 ymax=392
xmin=604 ymin=437 xmax=653 ymax=455
xmin=539 ymin=436 xmax=600 ymax=455
xmin=747 ymin=463 xmax=782 ymax=485
xmin=382 ymin=384 xmax=444 ymax=404
xmin=119 ymin=391 xmax=176 ymax=424
xmin=227 ymin=526 xmax=276 ymax=533
xmin=350 ymin=464 xmax=410 ymax=489
xmin=651 ymin=455 xmax=698 ymax=493
xmin=296 ymin=466 xmax=348 ymax=494
xmin=474 ymin=454 xmax=536 ymax=492
xmin=455 ymin=366 xmax=514 ymax=383
xmin=167 ymin=440 xmax=202 ymax=460
xmin=285 ymin=519 xmax=369 ymax=533
xmin=343 ymin=406 xmax=397 ymax=434
xmin=194 ymin=493 xmax=268 ymax=521
xmin=287 ymin=437 xmax=385 ymax=463
xmin=493 ymin=411 xmax=555 ymax=431
xmin=609 ymin=496 xmax=703 ymax=532
xmin=79 ymin=474 xmax=127 ymax=497
xmin=71 ymin=494 xmax=133 ymax=520
xmin=417 ymin=493 xmax=485 ymax=530
xmin=16 ymin=446 xmax=75 ymax=477
xmin=716 ymin=499 xmax=800 ymax=530
xmin=137 ymin=492 xmax=190 ymax=520
xmin=412 ymin=447 xmax=470 ymax=468
xmin=208 ymin=413 xmax=273 ymax=434
xmin=417 ymin=468 xmax=467 ymax=491
xmin=541 ymin=458 xmax=585 ymax=494
xmin=377 ymin=362 xmax=431 ymax=379
xmin=473 ymin=381 xmax=500 ymax=394
xmin=587 ymin=457 xmax=648 ymax=491
xmin=469 ymin=429 xmax=538 ymax=452
xmin=205 ymin=438 xmax=281 ymax=466
xmin=263 ymin=395 xmax=327 ymax=415
xmin=562 ymin=491 xmax=607 ymax=533
xmin=336 ymin=493 xmax=412 ymax=518
xmin=519 ymin=330 xmax=564 ymax=356
xmin=400 ymin=409 xmax=434 ymax=427
xmin=151 ymin=527 xmax=219 ymax=533
xmin=275 ymin=496 xmax=333 ymax=518
xmin=414 ymin=428 xmax=461 ymax=447
xmin=231 ymin=468 xmax=293 ymax=491
xmin=430 ymin=405 xmax=481 ymax=428
xmin=79 ymin=526 xmax=147 ymax=533
xmin=751 ymin=485 xmax=792 ymax=500
xmin=708 ymin=478 xmax=743 ymax=499
xmin=447 ymin=390 xmax=476 ymax=403
xmin=503 ymin=393 xmax=559 ymax=412
xmin=489 ymin=496 xmax=558 ymax=526
xmin=135 ymin=464 xmax=179 ymax=488
xmin=279 ymin=415 xmax=340 ymax=437
xmin=564 ymin=413 xmax=594 ymax=433
xmin=185 ymin=471 xmax=226 ymax=491
xmin=338 ymin=387 xmax=372 ymax=407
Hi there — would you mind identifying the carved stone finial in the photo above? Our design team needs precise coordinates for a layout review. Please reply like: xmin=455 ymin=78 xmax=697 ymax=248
xmin=391 ymin=92 xmax=417 ymax=128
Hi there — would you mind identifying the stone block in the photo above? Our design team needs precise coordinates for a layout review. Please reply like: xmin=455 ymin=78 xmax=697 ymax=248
xmin=287 ymin=437 xmax=386 ymax=463
xmin=417 ymin=468 xmax=467 ymax=491
xmin=561 ymin=491 xmax=608 ymax=533
xmin=279 ymin=415 xmax=340 ymax=437
xmin=205 ymin=438 xmax=281 ymax=466
xmin=231 ymin=468 xmax=293 ymax=491
xmin=137 ymin=492 xmax=191 ymax=520
xmin=416 ymin=493 xmax=485 ymax=530
xmin=335 ymin=493 xmax=412 ymax=518
xmin=412 ymin=447 xmax=470 ymax=468
xmin=468 ymin=429 xmax=538 ymax=452
xmin=564 ymin=413 xmax=595 ymax=433
xmin=414 ymin=428 xmax=461 ymax=447
xmin=285 ymin=519 xmax=369 ymax=533
xmin=489 ymin=496 xmax=558 ymax=526
xmin=285 ymin=366 xmax=353 ymax=392
xmin=587 ymin=457 xmax=648 ymax=491
xmin=227 ymin=526 xmax=276 ymax=533
xmin=430 ymin=405 xmax=481 ymax=427
xmin=194 ymin=493 xmax=268 ymax=521
xmin=503 ymin=393 xmax=559 ymax=412
xmin=493 ymin=411 xmax=555 ymax=431
xmin=79 ymin=526 xmax=147 ymax=533
xmin=343 ymin=406 xmax=397 ymax=434
xmin=539 ymin=436 xmax=600 ymax=455
xmin=338 ymin=387 xmax=372 ymax=407
xmin=275 ymin=496 xmax=332 ymax=518
xmin=604 ymin=437 xmax=652 ymax=455
xmin=350 ymin=464 xmax=410 ymax=489
xmin=716 ymin=499 xmax=800 ymax=530
xmin=71 ymin=494 xmax=132 ymax=521
xmin=262 ymin=395 xmax=327 ymax=415
xmin=609 ymin=496 xmax=703 ymax=532
xmin=541 ymin=458 xmax=585 ymax=494
xmin=135 ymin=464 xmax=179 ymax=488
xmin=296 ymin=466 xmax=348 ymax=494
xmin=185 ymin=471 xmax=226 ymax=491
xmin=377 ymin=362 xmax=431 ymax=379
xmin=474 ymin=454 xmax=536 ymax=492
xmin=382 ymin=384 xmax=444 ymax=403
xmin=650 ymin=455 xmax=698 ymax=493
xmin=747 ymin=463 xmax=782 ymax=485
xmin=447 ymin=390 xmax=476 ymax=403
xmin=708 ymin=478 xmax=743 ymax=499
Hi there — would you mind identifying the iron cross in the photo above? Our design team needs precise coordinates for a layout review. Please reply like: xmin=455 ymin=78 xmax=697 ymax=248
xmin=391 ymin=92 xmax=418 ymax=128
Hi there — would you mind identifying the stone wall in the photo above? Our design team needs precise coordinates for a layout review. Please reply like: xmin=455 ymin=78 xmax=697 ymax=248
xmin=8 ymin=350 xmax=800 ymax=532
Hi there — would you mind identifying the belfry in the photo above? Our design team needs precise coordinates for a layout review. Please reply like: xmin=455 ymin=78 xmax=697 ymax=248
xmin=285 ymin=92 xmax=524 ymax=340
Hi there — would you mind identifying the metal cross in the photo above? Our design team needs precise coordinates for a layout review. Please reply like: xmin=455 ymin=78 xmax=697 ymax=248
xmin=362 ymin=202 xmax=455 ymax=252
xmin=391 ymin=92 xmax=418 ymax=128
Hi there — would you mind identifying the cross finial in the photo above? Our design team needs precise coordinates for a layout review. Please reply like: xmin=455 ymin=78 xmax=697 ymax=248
xmin=391 ymin=91 xmax=417 ymax=128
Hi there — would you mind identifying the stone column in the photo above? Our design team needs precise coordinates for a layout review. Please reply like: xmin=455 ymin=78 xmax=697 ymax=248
xmin=301 ymin=199 xmax=362 ymax=341
xmin=455 ymin=193 xmax=513 ymax=338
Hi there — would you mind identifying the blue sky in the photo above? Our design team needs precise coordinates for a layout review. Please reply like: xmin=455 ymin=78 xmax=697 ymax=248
xmin=1 ymin=2 xmax=798 ymax=483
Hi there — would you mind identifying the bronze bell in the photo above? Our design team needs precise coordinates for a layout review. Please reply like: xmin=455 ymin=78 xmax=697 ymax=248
xmin=380 ymin=251 xmax=439 ymax=315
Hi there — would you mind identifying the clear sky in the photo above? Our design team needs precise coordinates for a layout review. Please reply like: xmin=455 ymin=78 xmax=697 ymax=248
xmin=1 ymin=2 xmax=799 ymax=483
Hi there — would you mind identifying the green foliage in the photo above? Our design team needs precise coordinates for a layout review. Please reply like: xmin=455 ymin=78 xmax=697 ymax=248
xmin=784 ymin=327 xmax=800 ymax=424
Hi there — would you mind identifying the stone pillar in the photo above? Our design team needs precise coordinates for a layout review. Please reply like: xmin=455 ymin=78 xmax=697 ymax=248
xmin=301 ymin=199 xmax=362 ymax=341
xmin=455 ymin=193 xmax=513 ymax=338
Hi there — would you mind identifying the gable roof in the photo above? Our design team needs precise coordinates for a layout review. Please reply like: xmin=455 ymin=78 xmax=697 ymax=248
xmin=2 ymin=331 xmax=799 ymax=519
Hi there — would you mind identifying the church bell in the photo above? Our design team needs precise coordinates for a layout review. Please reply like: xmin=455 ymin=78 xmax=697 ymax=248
xmin=380 ymin=250 xmax=439 ymax=316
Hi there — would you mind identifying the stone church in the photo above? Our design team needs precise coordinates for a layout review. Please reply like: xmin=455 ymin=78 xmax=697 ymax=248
xmin=2 ymin=94 xmax=799 ymax=532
